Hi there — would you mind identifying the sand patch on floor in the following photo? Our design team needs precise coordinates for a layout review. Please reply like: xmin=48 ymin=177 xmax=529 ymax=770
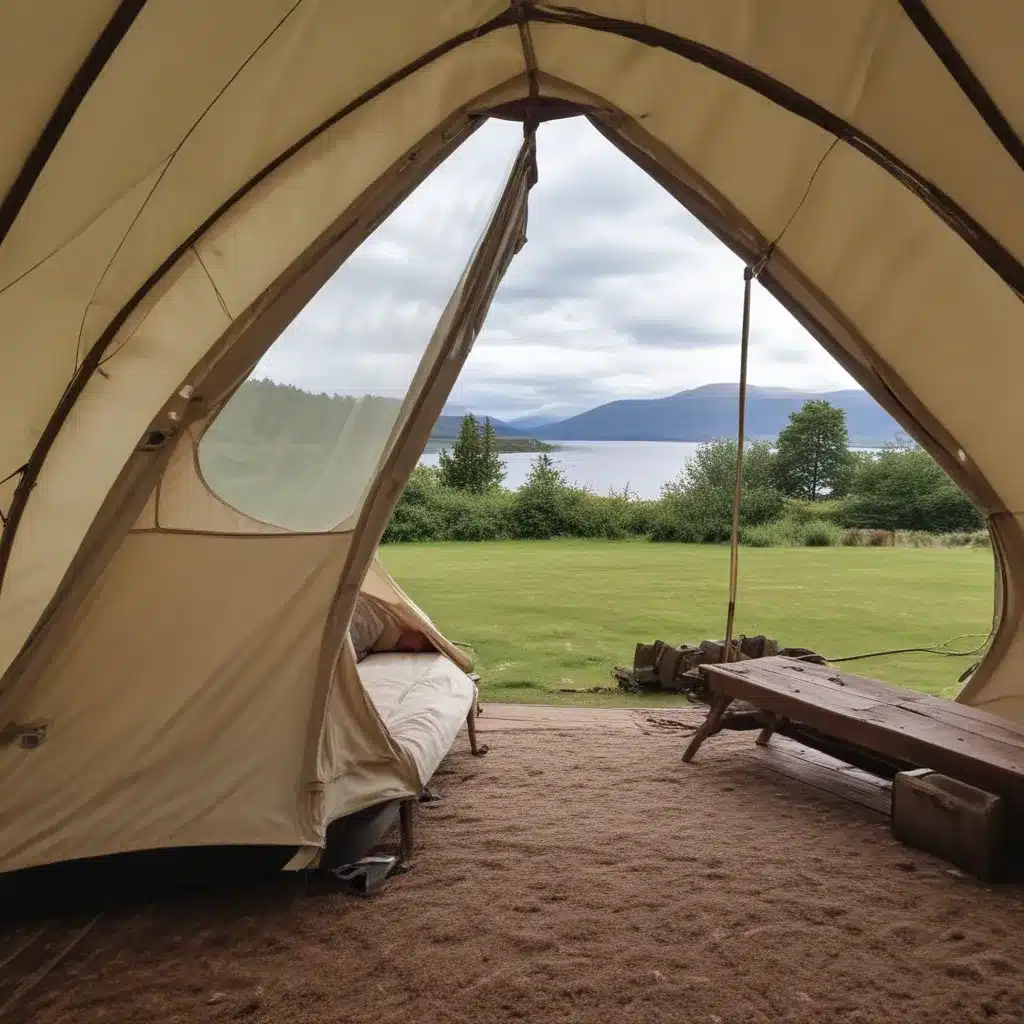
xmin=15 ymin=709 xmax=1024 ymax=1023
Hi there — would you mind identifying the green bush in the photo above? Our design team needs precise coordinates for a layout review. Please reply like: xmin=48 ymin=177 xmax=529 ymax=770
xmin=383 ymin=438 xmax=989 ymax=547
xmin=840 ymin=445 xmax=983 ymax=533
xmin=651 ymin=484 xmax=784 ymax=544
xmin=800 ymin=520 xmax=841 ymax=547
xmin=428 ymin=487 xmax=513 ymax=541
xmin=740 ymin=522 xmax=786 ymax=547
xmin=782 ymin=498 xmax=843 ymax=525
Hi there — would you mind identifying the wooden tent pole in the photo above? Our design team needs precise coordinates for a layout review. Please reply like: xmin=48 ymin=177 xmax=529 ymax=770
xmin=722 ymin=266 xmax=755 ymax=664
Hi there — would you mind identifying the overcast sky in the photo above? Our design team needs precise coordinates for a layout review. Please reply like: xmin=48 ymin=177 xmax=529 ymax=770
xmin=256 ymin=117 xmax=858 ymax=421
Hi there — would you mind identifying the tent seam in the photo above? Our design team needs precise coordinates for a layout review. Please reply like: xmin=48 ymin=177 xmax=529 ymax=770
xmin=897 ymin=0 xmax=1024 ymax=175
xmin=0 ymin=0 xmax=149 ymax=250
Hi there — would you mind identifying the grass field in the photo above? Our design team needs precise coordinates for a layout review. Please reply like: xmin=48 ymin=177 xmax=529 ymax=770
xmin=381 ymin=539 xmax=995 ymax=706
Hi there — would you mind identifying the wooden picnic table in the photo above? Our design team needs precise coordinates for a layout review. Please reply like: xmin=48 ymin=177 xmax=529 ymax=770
xmin=685 ymin=656 xmax=1024 ymax=815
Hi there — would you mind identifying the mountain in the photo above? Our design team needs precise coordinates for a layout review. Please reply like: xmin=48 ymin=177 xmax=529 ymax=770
xmin=532 ymin=384 xmax=905 ymax=447
xmin=507 ymin=413 xmax=563 ymax=430
xmin=430 ymin=413 xmax=524 ymax=440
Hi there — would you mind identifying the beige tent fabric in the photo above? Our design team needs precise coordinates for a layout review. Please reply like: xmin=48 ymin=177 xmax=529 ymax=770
xmin=0 ymin=531 xmax=349 ymax=873
xmin=0 ymin=121 xmax=531 ymax=873
xmin=0 ymin=0 xmax=1023 ymax=858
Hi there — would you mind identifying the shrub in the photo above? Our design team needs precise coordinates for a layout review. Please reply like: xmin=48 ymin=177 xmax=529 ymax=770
xmin=800 ymin=521 xmax=841 ymax=547
xmin=428 ymin=487 xmax=512 ymax=541
xmin=841 ymin=528 xmax=862 ymax=547
xmin=650 ymin=483 xmax=785 ymax=545
xmin=783 ymin=498 xmax=844 ymax=525
xmin=840 ymin=445 xmax=983 ymax=533
xmin=741 ymin=522 xmax=786 ymax=547
xmin=944 ymin=531 xmax=973 ymax=548
xmin=509 ymin=455 xmax=584 ymax=539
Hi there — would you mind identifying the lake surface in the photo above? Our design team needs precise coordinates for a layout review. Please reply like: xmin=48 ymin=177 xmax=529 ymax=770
xmin=419 ymin=440 xmax=701 ymax=499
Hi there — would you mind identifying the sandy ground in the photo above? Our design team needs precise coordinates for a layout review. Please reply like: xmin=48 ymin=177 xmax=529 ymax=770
xmin=10 ymin=705 xmax=1024 ymax=1024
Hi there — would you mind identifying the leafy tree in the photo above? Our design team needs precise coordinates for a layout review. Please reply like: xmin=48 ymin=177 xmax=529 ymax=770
xmin=840 ymin=443 xmax=983 ymax=532
xmin=479 ymin=417 xmax=507 ymax=491
xmin=662 ymin=438 xmax=776 ymax=495
xmin=654 ymin=439 xmax=783 ymax=543
xmin=772 ymin=400 xmax=852 ymax=500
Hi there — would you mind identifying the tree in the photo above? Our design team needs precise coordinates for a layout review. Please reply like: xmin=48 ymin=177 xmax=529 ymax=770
xmin=438 ymin=413 xmax=481 ymax=491
xmin=512 ymin=454 xmax=574 ymax=539
xmin=840 ymin=443 xmax=983 ymax=532
xmin=772 ymin=400 xmax=852 ymax=500
xmin=479 ymin=417 xmax=506 ymax=491
xmin=662 ymin=438 xmax=776 ymax=496
xmin=437 ymin=413 xmax=505 ymax=493
xmin=653 ymin=439 xmax=783 ymax=543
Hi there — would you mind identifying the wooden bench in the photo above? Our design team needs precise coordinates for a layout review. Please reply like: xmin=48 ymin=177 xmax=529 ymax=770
xmin=684 ymin=656 xmax=1024 ymax=819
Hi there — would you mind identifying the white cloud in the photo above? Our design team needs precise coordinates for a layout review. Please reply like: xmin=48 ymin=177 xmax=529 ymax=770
xmin=257 ymin=116 xmax=857 ymax=419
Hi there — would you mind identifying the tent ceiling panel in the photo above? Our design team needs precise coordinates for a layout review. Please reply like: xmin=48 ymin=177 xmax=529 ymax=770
xmin=527 ymin=5 xmax=1024 ymax=291
xmin=0 ymin=0 xmax=123 ymax=224
xmin=918 ymin=0 xmax=1024 ymax=159
xmin=778 ymin=143 xmax=1024 ymax=512
xmin=0 ymin=161 xmax=169 ymax=489
xmin=0 ymin=1 xmax=511 ymax=285
xmin=530 ymin=25 xmax=840 ymax=242
xmin=59 ymin=23 xmax=522 ymax=361
xmin=0 ymin=0 xmax=297 ymax=288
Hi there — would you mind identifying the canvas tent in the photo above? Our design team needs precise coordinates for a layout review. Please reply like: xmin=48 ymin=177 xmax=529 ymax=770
xmin=1 ymin=1 xmax=1024 ymax=880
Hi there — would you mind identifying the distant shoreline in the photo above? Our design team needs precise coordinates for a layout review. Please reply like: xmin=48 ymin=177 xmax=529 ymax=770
xmin=423 ymin=436 xmax=557 ymax=455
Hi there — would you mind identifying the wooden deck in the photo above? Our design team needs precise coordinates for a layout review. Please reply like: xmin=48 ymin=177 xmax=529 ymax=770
xmin=688 ymin=656 xmax=1024 ymax=816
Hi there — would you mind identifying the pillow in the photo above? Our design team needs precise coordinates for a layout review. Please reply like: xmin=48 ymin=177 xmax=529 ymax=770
xmin=349 ymin=596 xmax=387 ymax=662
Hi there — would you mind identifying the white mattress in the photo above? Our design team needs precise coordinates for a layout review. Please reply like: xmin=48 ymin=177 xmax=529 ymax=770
xmin=357 ymin=652 xmax=476 ymax=785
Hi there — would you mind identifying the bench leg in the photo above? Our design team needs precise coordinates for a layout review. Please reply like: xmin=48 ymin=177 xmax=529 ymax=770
xmin=398 ymin=798 xmax=415 ymax=868
xmin=756 ymin=713 xmax=779 ymax=747
xmin=682 ymin=694 xmax=733 ymax=763
xmin=467 ymin=705 xmax=489 ymax=757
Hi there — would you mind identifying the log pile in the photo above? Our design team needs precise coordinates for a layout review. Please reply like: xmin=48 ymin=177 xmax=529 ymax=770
xmin=613 ymin=636 xmax=825 ymax=697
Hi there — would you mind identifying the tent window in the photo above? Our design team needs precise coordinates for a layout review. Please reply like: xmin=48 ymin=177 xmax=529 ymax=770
xmin=198 ymin=124 xmax=522 ymax=533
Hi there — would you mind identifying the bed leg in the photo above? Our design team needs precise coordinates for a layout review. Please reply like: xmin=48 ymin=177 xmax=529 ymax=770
xmin=398 ymin=798 xmax=415 ymax=868
xmin=756 ymin=713 xmax=779 ymax=747
xmin=467 ymin=704 xmax=489 ymax=756
xmin=682 ymin=693 xmax=733 ymax=763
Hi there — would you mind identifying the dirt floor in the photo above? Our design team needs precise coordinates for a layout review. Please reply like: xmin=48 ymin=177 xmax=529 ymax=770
xmin=9 ymin=705 xmax=1024 ymax=1024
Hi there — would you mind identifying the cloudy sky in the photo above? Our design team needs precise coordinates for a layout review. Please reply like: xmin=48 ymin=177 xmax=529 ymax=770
xmin=256 ymin=117 xmax=858 ymax=421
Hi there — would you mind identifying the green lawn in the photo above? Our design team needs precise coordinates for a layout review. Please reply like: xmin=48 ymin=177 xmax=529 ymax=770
xmin=381 ymin=539 xmax=995 ymax=706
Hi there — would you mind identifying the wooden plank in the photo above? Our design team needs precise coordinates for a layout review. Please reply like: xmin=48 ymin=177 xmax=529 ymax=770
xmin=752 ymin=736 xmax=892 ymax=815
xmin=754 ymin=658 xmax=1024 ymax=746
xmin=702 ymin=661 xmax=1024 ymax=806
xmin=732 ymin=664 xmax=1024 ymax=772
xmin=713 ymin=659 xmax=1024 ymax=758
